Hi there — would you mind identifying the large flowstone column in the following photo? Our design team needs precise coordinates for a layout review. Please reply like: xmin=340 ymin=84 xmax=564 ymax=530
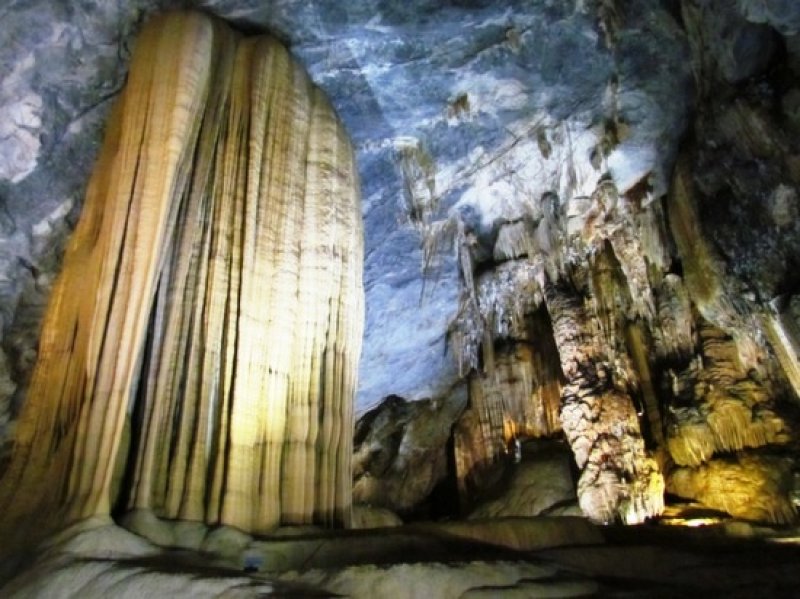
xmin=0 ymin=10 xmax=363 ymax=544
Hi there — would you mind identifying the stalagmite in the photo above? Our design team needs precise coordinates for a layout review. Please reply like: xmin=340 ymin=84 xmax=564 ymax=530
xmin=0 ymin=10 xmax=363 ymax=548
xmin=544 ymin=282 xmax=663 ymax=524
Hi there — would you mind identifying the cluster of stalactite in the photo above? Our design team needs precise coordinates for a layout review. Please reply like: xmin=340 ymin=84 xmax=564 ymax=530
xmin=445 ymin=178 xmax=670 ymax=523
xmin=665 ymin=323 xmax=789 ymax=467
xmin=658 ymin=155 xmax=795 ymax=523
xmin=454 ymin=315 xmax=562 ymax=508
xmin=450 ymin=2 xmax=800 ymax=523
xmin=444 ymin=144 xmax=797 ymax=523
xmin=0 ymin=10 xmax=363 ymax=549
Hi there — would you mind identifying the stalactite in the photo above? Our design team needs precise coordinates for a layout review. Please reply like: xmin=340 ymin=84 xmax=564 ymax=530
xmin=0 ymin=13 xmax=219 ymax=545
xmin=399 ymin=141 xmax=437 ymax=229
xmin=666 ymin=322 xmax=789 ymax=467
xmin=544 ymin=282 xmax=663 ymax=524
xmin=0 ymin=10 xmax=363 ymax=547
xmin=653 ymin=274 xmax=694 ymax=361
xmin=449 ymin=260 xmax=543 ymax=375
xmin=449 ymin=248 xmax=561 ymax=510
xmin=483 ymin=344 xmax=561 ymax=441
xmin=585 ymin=243 xmax=665 ymax=447
xmin=589 ymin=182 xmax=657 ymax=322
xmin=454 ymin=339 xmax=562 ymax=506
xmin=454 ymin=359 xmax=513 ymax=502
xmin=454 ymin=408 xmax=495 ymax=508
xmin=493 ymin=219 xmax=537 ymax=263
xmin=607 ymin=224 xmax=656 ymax=322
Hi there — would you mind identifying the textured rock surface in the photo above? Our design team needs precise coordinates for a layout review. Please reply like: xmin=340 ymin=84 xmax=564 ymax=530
xmin=352 ymin=391 xmax=466 ymax=515
xmin=454 ymin=340 xmax=563 ymax=510
xmin=668 ymin=453 xmax=797 ymax=524
xmin=0 ymin=0 xmax=691 ymax=424
xmin=0 ymin=11 xmax=363 ymax=554
xmin=468 ymin=441 xmax=578 ymax=519
xmin=2 ymin=0 xmax=800 ymax=532
xmin=0 ymin=518 xmax=325 ymax=598
xmin=286 ymin=560 xmax=596 ymax=599
xmin=6 ymin=511 xmax=800 ymax=597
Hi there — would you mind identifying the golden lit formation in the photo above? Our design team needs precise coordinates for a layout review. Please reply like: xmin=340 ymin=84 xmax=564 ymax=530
xmin=0 ymin=11 xmax=363 ymax=543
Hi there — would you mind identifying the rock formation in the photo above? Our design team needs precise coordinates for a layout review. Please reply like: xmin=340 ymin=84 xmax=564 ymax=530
xmin=0 ymin=10 xmax=363 ymax=551
xmin=352 ymin=392 xmax=465 ymax=517
xmin=1 ymin=0 xmax=800 ymax=552
xmin=467 ymin=440 xmax=578 ymax=520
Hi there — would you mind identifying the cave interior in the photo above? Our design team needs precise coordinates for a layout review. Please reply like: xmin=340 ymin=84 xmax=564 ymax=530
xmin=2 ymin=1 xmax=800 ymax=597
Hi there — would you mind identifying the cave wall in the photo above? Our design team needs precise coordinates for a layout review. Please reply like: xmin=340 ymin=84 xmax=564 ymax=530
xmin=440 ymin=0 xmax=800 ymax=523
xmin=0 ymin=0 xmax=692 ymax=430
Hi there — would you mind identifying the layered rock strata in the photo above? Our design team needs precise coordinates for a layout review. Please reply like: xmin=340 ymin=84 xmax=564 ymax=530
xmin=0 ymin=10 xmax=363 ymax=550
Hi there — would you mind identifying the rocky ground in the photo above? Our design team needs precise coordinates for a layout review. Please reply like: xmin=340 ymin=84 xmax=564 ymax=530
xmin=3 ymin=515 xmax=800 ymax=597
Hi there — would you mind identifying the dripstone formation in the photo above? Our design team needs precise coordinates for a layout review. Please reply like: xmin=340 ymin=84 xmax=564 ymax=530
xmin=0 ymin=11 xmax=363 ymax=548
xmin=1 ymin=4 xmax=800 ymax=587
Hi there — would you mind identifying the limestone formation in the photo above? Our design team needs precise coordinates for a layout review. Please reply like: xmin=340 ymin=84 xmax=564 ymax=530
xmin=543 ymin=282 xmax=664 ymax=524
xmin=668 ymin=454 xmax=796 ymax=524
xmin=444 ymin=176 xmax=669 ymax=523
xmin=352 ymin=393 xmax=465 ymax=516
xmin=0 ymin=10 xmax=363 ymax=550
xmin=666 ymin=322 xmax=790 ymax=467
xmin=467 ymin=441 xmax=577 ymax=520
xmin=0 ymin=0 xmax=799 ymax=559
xmin=454 ymin=340 xmax=562 ymax=509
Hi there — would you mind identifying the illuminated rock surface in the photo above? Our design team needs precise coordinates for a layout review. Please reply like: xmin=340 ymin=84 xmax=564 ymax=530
xmin=2 ymin=0 xmax=800 ymax=595
xmin=0 ymin=11 xmax=363 ymax=555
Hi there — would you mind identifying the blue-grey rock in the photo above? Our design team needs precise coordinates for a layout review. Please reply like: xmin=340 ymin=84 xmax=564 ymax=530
xmin=738 ymin=0 xmax=800 ymax=36
xmin=0 ymin=0 xmax=693 ymax=442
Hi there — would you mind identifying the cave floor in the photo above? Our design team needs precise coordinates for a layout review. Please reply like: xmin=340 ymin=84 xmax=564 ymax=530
xmin=4 ymin=516 xmax=800 ymax=597
xmin=542 ymin=523 xmax=800 ymax=597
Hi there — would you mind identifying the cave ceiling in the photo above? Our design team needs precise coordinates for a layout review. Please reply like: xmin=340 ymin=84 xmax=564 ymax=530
xmin=0 ymin=0 xmax=699 ymax=414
